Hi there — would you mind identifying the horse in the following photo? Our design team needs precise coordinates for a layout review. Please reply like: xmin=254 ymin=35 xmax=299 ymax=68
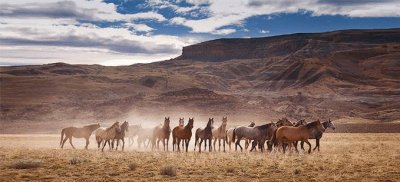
xmin=271 ymin=120 xmax=326 ymax=154
xmin=226 ymin=121 xmax=255 ymax=150
xmin=178 ymin=118 xmax=184 ymax=127
xmin=233 ymin=123 xmax=277 ymax=152
xmin=194 ymin=118 xmax=214 ymax=152
xmin=95 ymin=121 xmax=121 ymax=152
xmin=113 ymin=121 xmax=129 ymax=151
xmin=60 ymin=123 xmax=100 ymax=149
xmin=126 ymin=124 xmax=142 ymax=146
xmin=300 ymin=119 xmax=336 ymax=151
xmin=172 ymin=118 xmax=194 ymax=152
xmin=276 ymin=117 xmax=293 ymax=127
xmin=137 ymin=127 xmax=153 ymax=148
xmin=212 ymin=117 xmax=228 ymax=152
xmin=152 ymin=117 xmax=171 ymax=151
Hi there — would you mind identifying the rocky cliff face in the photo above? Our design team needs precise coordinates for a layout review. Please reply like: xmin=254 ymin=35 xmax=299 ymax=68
xmin=176 ymin=29 xmax=400 ymax=62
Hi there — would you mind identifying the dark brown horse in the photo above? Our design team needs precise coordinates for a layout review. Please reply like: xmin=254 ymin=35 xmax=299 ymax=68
xmin=152 ymin=117 xmax=171 ymax=151
xmin=300 ymin=119 xmax=336 ymax=151
xmin=271 ymin=120 xmax=325 ymax=154
xmin=60 ymin=123 xmax=100 ymax=149
xmin=194 ymin=118 xmax=214 ymax=152
xmin=113 ymin=121 xmax=129 ymax=151
xmin=172 ymin=118 xmax=194 ymax=152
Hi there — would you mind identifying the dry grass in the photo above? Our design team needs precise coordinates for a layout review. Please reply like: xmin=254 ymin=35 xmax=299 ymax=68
xmin=0 ymin=133 xmax=399 ymax=181
xmin=160 ymin=165 xmax=177 ymax=176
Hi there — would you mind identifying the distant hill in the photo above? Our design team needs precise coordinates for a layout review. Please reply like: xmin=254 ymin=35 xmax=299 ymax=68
xmin=1 ymin=28 xmax=399 ymax=132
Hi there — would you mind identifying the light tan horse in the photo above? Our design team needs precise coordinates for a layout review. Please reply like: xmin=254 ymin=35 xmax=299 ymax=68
xmin=226 ymin=121 xmax=255 ymax=150
xmin=212 ymin=117 xmax=228 ymax=152
xmin=95 ymin=121 xmax=120 ymax=152
xmin=60 ymin=123 xmax=100 ymax=149
xmin=172 ymin=118 xmax=194 ymax=152
xmin=271 ymin=120 xmax=325 ymax=154
xmin=152 ymin=117 xmax=171 ymax=151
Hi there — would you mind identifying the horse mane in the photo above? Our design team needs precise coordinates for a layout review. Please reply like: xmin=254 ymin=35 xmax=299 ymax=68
xmin=255 ymin=123 xmax=274 ymax=130
xmin=322 ymin=121 xmax=330 ymax=128
xmin=106 ymin=122 xmax=119 ymax=131
xmin=305 ymin=120 xmax=320 ymax=129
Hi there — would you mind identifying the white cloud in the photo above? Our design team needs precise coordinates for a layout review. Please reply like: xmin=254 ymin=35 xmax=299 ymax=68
xmin=259 ymin=29 xmax=269 ymax=34
xmin=212 ymin=28 xmax=236 ymax=35
xmin=169 ymin=0 xmax=400 ymax=34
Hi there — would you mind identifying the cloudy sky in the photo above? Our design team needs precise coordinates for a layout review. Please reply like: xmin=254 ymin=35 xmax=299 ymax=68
xmin=1 ymin=0 xmax=399 ymax=66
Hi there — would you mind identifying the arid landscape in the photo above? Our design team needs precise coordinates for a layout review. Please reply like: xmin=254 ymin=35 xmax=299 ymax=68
xmin=0 ymin=133 xmax=399 ymax=181
xmin=1 ymin=28 xmax=400 ymax=181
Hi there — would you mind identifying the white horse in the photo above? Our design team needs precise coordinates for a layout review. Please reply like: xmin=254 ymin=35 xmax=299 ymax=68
xmin=212 ymin=117 xmax=228 ymax=152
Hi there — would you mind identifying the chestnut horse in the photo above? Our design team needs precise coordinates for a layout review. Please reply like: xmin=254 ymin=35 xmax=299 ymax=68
xmin=60 ymin=123 xmax=100 ymax=149
xmin=152 ymin=117 xmax=171 ymax=151
xmin=172 ymin=118 xmax=194 ymax=152
xmin=194 ymin=118 xmax=214 ymax=152
xmin=271 ymin=120 xmax=325 ymax=154
xmin=300 ymin=119 xmax=336 ymax=151
xmin=212 ymin=117 xmax=228 ymax=152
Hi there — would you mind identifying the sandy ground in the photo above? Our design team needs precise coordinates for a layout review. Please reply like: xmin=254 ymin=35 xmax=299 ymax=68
xmin=0 ymin=133 xmax=399 ymax=181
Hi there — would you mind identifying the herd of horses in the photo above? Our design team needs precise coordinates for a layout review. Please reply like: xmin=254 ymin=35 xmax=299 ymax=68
xmin=59 ymin=117 xmax=335 ymax=154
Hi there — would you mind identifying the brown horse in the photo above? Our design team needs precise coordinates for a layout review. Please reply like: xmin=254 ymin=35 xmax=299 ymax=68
xmin=233 ymin=123 xmax=277 ymax=152
xmin=212 ymin=117 xmax=228 ymax=152
xmin=300 ymin=119 xmax=336 ymax=151
xmin=60 ymin=123 xmax=100 ymax=149
xmin=276 ymin=117 xmax=293 ymax=127
xmin=194 ymin=118 xmax=214 ymax=152
xmin=152 ymin=117 xmax=171 ymax=151
xmin=172 ymin=118 xmax=194 ymax=152
xmin=271 ymin=120 xmax=325 ymax=154
xmin=113 ymin=121 xmax=129 ymax=151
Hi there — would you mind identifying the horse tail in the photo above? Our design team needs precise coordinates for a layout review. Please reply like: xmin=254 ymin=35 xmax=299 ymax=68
xmin=194 ymin=132 xmax=199 ymax=150
xmin=232 ymin=128 xmax=236 ymax=142
xmin=270 ymin=128 xmax=278 ymax=146
xmin=60 ymin=129 xmax=65 ymax=146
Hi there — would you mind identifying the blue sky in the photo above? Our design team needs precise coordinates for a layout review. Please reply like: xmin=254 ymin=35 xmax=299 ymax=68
xmin=0 ymin=0 xmax=399 ymax=66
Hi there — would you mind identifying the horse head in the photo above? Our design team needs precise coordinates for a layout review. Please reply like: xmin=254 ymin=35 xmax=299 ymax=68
xmin=188 ymin=118 xmax=194 ymax=129
xmin=328 ymin=119 xmax=336 ymax=130
xmin=222 ymin=116 xmax=228 ymax=126
xmin=122 ymin=121 xmax=129 ymax=132
xmin=207 ymin=118 xmax=214 ymax=128
xmin=164 ymin=117 xmax=170 ymax=126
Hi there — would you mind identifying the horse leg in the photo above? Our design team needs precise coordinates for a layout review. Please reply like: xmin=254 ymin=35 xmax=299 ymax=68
xmin=85 ymin=137 xmax=89 ymax=150
xmin=177 ymin=139 xmax=181 ymax=152
xmin=122 ymin=138 xmax=125 ymax=152
xmin=116 ymin=139 xmax=120 ymax=151
xmin=282 ymin=143 xmax=286 ymax=154
xmin=218 ymin=138 xmax=221 ymax=151
xmin=245 ymin=140 xmax=249 ymax=149
xmin=163 ymin=138 xmax=166 ymax=151
xmin=68 ymin=137 xmax=76 ymax=149
xmin=61 ymin=137 xmax=68 ymax=149
xmin=185 ymin=139 xmax=189 ymax=152
xmin=166 ymin=138 xmax=169 ymax=151
xmin=223 ymin=138 xmax=226 ymax=152
xmin=209 ymin=139 xmax=212 ymax=152
xmin=313 ymin=139 xmax=320 ymax=151
xmin=294 ymin=142 xmax=299 ymax=153
xmin=301 ymin=141 xmax=305 ymax=150
xmin=213 ymin=138 xmax=217 ymax=151
xmin=235 ymin=137 xmax=243 ymax=152
xmin=204 ymin=139 xmax=207 ymax=151
xmin=304 ymin=139 xmax=312 ymax=154
xmin=199 ymin=139 xmax=203 ymax=153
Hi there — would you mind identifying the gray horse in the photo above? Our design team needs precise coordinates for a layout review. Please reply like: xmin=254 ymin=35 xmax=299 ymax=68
xmin=233 ymin=123 xmax=277 ymax=152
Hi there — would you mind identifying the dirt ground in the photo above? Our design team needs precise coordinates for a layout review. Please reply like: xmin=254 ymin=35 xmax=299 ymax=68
xmin=0 ymin=133 xmax=399 ymax=181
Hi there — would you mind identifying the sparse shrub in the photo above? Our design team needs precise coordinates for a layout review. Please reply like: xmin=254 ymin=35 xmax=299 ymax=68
xmin=160 ymin=165 xmax=177 ymax=176
xmin=294 ymin=168 xmax=301 ymax=174
xmin=69 ymin=156 xmax=86 ymax=165
xmin=10 ymin=160 xmax=42 ymax=169
xmin=128 ymin=163 xmax=138 ymax=171
xmin=226 ymin=167 xmax=236 ymax=173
